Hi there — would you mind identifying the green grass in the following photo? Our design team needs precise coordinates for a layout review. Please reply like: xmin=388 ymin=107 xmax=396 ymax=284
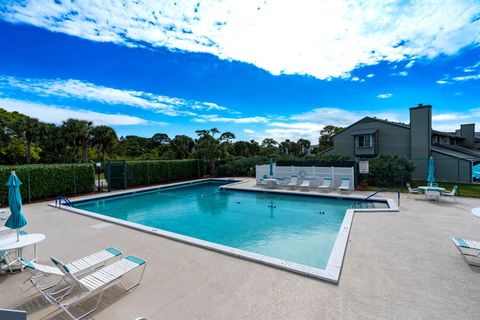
xmin=365 ymin=181 xmax=480 ymax=198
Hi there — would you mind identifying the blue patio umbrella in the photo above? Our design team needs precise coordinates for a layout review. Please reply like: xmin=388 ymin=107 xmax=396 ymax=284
xmin=5 ymin=171 xmax=27 ymax=241
xmin=427 ymin=156 xmax=435 ymax=186
xmin=269 ymin=157 xmax=274 ymax=176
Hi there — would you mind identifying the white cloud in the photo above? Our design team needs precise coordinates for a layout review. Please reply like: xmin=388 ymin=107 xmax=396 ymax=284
xmin=452 ymin=74 xmax=480 ymax=81
xmin=0 ymin=98 xmax=152 ymax=126
xmin=366 ymin=73 xmax=375 ymax=78
xmin=405 ymin=60 xmax=415 ymax=68
xmin=436 ymin=80 xmax=449 ymax=84
xmin=1 ymin=1 xmax=479 ymax=79
xmin=398 ymin=71 xmax=408 ymax=76
xmin=192 ymin=114 xmax=269 ymax=124
xmin=243 ymin=129 xmax=255 ymax=134
xmin=377 ymin=93 xmax=393 ymax=99
xmin=433 ymin=113 xmax=470 ymax=121
xmin=0 ymin=75 xmax=230 ymax=116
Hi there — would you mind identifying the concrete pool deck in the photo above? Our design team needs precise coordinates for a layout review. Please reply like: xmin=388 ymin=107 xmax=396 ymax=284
xmin=1 ymin=178 xmax=480 ymax=319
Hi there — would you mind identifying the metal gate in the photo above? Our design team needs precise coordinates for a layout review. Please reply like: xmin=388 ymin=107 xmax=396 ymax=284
xmin=105 ymin=160 xmax=127 ymax=191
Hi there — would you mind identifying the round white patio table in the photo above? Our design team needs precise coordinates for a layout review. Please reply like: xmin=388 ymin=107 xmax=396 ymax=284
xmin=418 ymin=186 xmax=445 ymax=192
xmin=0 ymin=233 xmax=45 ymax=271
xmin=472 ymin=207 xmax=480 ymax=218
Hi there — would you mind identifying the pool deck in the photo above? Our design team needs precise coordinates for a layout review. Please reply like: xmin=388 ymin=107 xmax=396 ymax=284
xmin=1 ymin=178 xmax=480 ymax=319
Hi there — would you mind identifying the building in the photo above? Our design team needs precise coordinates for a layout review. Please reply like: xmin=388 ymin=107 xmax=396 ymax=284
xmin=322 ymin=104 xmax=480 ymax=183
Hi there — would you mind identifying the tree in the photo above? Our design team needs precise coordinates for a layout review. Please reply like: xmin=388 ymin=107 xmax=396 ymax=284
xmin=219 ymin=132 xmax=236 ymax=143
xmin=195 ymin=128 xmax=222 ymax=174
xmin=90 ymin=125 xmax=118 ymax=162
xmin=319 ymin=125 xmax=343 ymax=150
xmin=12 ymin=116 xmax=41 ymax=163
xmin=297 ymin=139 xmax=311 ymax=156
xmin=260 ymin=138 xmax=279 ymax=156
xmin=62 ymin=119 xmax=93 ymax=162
xmin=171 ymin=135 xmax=195 ymax=159
xmin=152 ymin=133 xmax=170 ymax=145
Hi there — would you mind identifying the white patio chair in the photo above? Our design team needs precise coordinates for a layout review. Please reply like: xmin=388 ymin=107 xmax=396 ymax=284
xmin=338 ymin=178 xmax=351 ymax=192
xmin=20 ymin=247 xmax=122 ymax=293
xmin=318 ymin=177 xmax=332 ymax=191
xmin=443 ymin=185 xmax=458 ymax=202
xmin=406 ymin=183 xmax=420 ymax=198
xmin=299 ymin=179 xmax=311 ymax=190
xmin=287 ymin=175 xmax=298 ymax=189
xmin=46 ymin=255 xmax=146 ymax=320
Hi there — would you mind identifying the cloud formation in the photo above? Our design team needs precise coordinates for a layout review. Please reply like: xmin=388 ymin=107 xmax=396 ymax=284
xmin=0 ymin=75 xmax=229 ymax=116
xmin=1 ymin=1 xmax=479 ymax=80
xmin=377 ymin=93 xmax=393 ymax=99
xmin=0 ymin=98 xmax=152 ymax=126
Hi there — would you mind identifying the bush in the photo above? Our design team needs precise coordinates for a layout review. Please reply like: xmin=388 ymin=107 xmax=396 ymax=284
xmin=216 ymin=157 xmax=270 ymax=177
xmin=367 ymin=155 xmax=414 ymax=187
xmin=0 ymin=163 xmax=95 ymax=204
xmin=121 ymin=159 xmax=206 ymax=187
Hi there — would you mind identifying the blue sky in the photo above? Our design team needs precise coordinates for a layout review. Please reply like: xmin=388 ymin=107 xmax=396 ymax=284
xmin=0 ymin=0 xmax=479 ymax=142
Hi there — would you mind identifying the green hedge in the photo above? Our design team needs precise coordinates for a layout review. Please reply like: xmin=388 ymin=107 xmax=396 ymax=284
xmin=0 ymin=163 xmax=95 ymax=204
xmin=124 ymin=159 xmax=206 ymax=187
xmin=217 ymin=157 xmax=270 ymax=177
xmin=367 ymin=155 xmax=415 ymax=187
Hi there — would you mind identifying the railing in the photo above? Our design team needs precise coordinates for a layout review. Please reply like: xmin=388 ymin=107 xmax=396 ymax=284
xmin=55 ymin=196 xmax=72 ymax=207
xmin=356 ymin=189 xmax=401 ymax=207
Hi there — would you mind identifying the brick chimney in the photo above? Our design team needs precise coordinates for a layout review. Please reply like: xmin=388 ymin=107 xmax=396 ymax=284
xmin=460 ymin=123 xmax=475 ymax=149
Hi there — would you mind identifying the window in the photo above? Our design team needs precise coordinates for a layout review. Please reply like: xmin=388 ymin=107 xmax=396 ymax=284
xmin=358 ymin=134 xmax=373 ymax=148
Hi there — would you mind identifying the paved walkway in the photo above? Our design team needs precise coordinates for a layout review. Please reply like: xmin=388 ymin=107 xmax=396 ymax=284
xmin=1 ymin=179 xmax=479 ymax=319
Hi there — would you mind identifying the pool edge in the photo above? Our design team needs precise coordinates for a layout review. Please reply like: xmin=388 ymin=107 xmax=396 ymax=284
xmin=49 ymin=178 xmax=399 ymax=284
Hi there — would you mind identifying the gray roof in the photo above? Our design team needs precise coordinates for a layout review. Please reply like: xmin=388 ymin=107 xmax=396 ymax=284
xmin=350 ymin=128 xmax=378 ymax=136
xmin=431 ymin=145 xmax=480 ymax=160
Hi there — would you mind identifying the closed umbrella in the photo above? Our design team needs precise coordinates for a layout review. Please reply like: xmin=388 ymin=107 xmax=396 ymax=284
xmin=5 ymin=171 xmax=27 ymax=241
xmin=269 ymin=157 xmax=274 ymax=176
xmin=427 ymin=156 xmax=435 ymax=186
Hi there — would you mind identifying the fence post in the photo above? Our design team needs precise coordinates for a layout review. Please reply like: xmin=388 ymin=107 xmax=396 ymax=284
xmin=147 ymin=161 xmax=150 ymax=185
xmin=27 ymin=168 xmax=31 ymax=203
xmin=331 ymin=166 xmax=334 ymax=187
xmin=73 ymin=165 xmax=77 ymax=196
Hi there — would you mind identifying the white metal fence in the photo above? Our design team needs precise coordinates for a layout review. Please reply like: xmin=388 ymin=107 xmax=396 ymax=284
xmin=256 ymin=164 xmax=355 ymax=190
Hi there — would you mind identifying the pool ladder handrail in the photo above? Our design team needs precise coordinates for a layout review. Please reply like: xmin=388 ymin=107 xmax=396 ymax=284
xmin=55 ymin=196 xmax=72 ymax=207
xmin=355 ymin=189 xmax=400 ymax=207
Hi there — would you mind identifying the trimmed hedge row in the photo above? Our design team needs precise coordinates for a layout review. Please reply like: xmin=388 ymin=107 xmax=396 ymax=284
xmin=124 ymin=159 xmax=206 ymax=187
xmin=0 ymin=163 xmax=95 ymax=204
xmin=216 ymin=157 xmax=270 ymax=177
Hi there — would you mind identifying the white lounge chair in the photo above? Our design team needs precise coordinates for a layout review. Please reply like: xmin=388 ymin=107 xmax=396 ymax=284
xmin=406 ymin=183 xmax=419 ymax=197
xmin=424 ymin=187 xmax=441 ymax=201
xmin=287 ymin=175 xmax=298 ymax=189
xmin=318 ymin=177 xmax=332 ymax=191
xmin=299 ymin=179 xmax=311 ymax=190
xmin=443 ymin=185 xmax=457 ymax=202
xmin=20 ymin=247 xmax=122 ymax=293
xmin=452 ymin=237 xmax=480 ymax=266
xmin=46 ymin=255 xmax=146 ymax=320
xmin=338 ymin=178 xmax=351 ymax=192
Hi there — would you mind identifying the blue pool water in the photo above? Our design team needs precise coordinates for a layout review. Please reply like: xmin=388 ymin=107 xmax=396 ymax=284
xmin=74 ymin=181 xmax=384 ymax=270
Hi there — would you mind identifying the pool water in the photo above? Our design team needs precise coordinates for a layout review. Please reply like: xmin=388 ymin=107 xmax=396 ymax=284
xmin=74 ymin=181 xmax=383 ymax=270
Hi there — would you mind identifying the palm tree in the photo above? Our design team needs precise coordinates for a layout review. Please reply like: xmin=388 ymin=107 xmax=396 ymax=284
xmin=62 ymin=119 xmax=93 ymax=162
xmin=12 ymin=116 xmax=40 ymax=163
xmin=90 ymin=125 xmax=118 ymax=162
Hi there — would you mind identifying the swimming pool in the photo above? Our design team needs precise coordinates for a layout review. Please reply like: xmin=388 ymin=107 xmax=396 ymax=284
xmin=65 ymin=179 xmax=393 ymax=282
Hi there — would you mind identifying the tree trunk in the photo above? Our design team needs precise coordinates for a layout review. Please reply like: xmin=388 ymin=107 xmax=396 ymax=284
xmin=26 ymin=140 xmax=31 ymax=164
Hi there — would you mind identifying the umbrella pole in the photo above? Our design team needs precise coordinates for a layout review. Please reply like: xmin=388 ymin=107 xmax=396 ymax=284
xmin=16 ymin=229 xmax=19 ymax=242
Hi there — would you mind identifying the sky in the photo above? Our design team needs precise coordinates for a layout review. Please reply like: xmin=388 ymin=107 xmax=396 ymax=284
xmin=0 ymin=0 xmax=479 ymax=143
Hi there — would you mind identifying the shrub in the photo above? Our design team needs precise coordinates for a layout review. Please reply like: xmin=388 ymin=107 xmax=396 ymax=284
xmin=0 ymin=163 xmax=95 ymax=204
xmin=117 ymin=159 xmax=206 ymax=187
xmin=216 ymin=157 xmax=270 ymax=177
xmin=367 ymin=155 xmax=414 ymax=187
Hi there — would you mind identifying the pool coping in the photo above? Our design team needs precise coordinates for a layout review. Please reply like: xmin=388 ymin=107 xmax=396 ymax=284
xmin=49 ymin=178 xmax=399 ymax=283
